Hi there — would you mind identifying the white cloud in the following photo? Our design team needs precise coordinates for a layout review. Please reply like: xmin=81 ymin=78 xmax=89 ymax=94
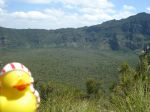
xmin=0 ymin=0 xmax=5 ymax=8
xmin=25 ymin=0 xmax=51 ymax=4
xmin=0 ymin=0 xmax=137 ymax=29
xmin=0 ymin=0 xmax=6 ymax=22
xmin=147 ymin=7 xmax=150 ymax=11
xmin=0 ymin=0 xmax=116 ymax=29
xmin=11 ymin=11 xmax=49 ymax=20
xmin=24 ymin=0 xmax=114 ymax=8
xmin=113 ymin=5 xmax=136 ymax=20
xmin=60 ymin=0 xmax=115 ymax=23
xmin=60 ymin=0 xmax=114 ymax=9
xmin=123 ymin=5 xmax=136 ymax=11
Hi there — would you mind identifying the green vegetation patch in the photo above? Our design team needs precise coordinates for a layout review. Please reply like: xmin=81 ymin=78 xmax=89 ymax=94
xmin=0 ymin=48 xmax=137 ymax=90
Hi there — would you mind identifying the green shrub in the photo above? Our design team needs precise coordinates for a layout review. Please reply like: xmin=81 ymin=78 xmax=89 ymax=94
xmin=110 ymin=51 xmax=150 ymax=112
xmin=86 ymin=79 xmax=104 ymax=98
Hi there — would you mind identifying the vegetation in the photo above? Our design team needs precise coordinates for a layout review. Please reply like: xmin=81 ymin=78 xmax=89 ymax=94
xmin=0 ymin=48 xmax=137 ymax=90
xmin=37 ymin=51 xmax=150 ymax=112
xmin=110 ymin=51 xmax=150 ymax=112
xmin=0 ymin=13 xmax=150 ymax=50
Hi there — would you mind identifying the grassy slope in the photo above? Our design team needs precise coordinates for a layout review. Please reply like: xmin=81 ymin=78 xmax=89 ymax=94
xmin=0 ymin=48 xmax=138 ymax=90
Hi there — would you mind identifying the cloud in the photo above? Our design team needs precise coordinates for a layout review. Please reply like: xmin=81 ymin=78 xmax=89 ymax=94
xmin=112 ymin=5 xmax=136 ymax=20
xmin=123 ymin=5 xmax=136 ymax=11
xmin=59 ymin=0 xmax=114 ymax=9
xmin=11 ymin=11 xmax=49 ymax=20
xmin=147 ymin=7 xmax=150 ymax=11
xmin=0 ymin=0 xmax=5 ymax=8
xmin=62 ymin=0 xmax=115 ymax=22
xmin=0 ymin=0 xmax=137 ymax=29
xmin=0 ymin=0 xmax=6 ymax=20
xmin=25 ymin=0 xmax=51 ymax=4
xmin=24 ymin=0 xmax=114 ymax=8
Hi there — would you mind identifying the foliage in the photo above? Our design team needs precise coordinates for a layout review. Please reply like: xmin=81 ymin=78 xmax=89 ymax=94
xmin=36 ymin=51 xmax=150 ymax=112
xmin=86 ymin=79 xmax=103 ymax=97
xmin=0 ymin=13 xmax=150 ymax=50
xmin=0 ymin=48 xmax=137 ymax=90
xmin=37 ymin=81 xmax=109 ymax=112
xmin=110 ymin=79 xmax=150 ymax=112
xmin=86 ymin=79 xmax=99 ymax=95
xmin=110 ymin=51 xmax=150 ymax=112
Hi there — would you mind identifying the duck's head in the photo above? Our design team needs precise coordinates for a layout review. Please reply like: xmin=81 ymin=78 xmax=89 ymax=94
xmin=0 ymin=62 xmax=34 ymax=92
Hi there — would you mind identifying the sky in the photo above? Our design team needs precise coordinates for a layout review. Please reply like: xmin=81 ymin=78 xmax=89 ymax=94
xmin=0 ymin=0 xmax=150 ymax=29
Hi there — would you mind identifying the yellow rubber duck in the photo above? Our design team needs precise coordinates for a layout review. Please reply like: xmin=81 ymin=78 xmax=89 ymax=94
xmin=0 ymin=62 xmax=40 ymax=112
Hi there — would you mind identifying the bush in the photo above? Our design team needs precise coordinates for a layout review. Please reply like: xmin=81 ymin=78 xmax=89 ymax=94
xmin=110 ymin=51 xmax=150 ymax=112
xmin=86 ymin=79 xmax=103 ymax=98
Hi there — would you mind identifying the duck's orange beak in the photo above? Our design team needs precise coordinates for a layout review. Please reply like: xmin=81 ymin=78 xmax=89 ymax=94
xmin=13 ymin=79 xmax=30 ymax=91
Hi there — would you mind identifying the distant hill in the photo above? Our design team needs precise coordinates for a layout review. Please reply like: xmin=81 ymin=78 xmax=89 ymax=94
xmin=0 ymin=12 xmax=150 ymax=50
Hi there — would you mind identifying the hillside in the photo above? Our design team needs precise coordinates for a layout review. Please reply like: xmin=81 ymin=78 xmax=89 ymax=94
xmin=0 ymin=48 xmax=138 ymax=90
xmin=0 ymin=12 xmax=150 ymax=50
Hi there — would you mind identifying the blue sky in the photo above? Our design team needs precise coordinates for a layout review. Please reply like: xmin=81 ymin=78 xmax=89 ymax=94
xmin=0 ymin=0 xmax=150 ymax=29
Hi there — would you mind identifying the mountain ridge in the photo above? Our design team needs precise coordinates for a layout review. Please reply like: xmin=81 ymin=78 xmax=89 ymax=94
xmin=0 ymin=12 xmax=150 ymax=50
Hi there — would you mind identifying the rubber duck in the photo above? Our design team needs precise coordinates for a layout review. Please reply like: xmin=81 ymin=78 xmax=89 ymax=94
xmin=0 ymin=62 xmax=40 ymax=112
